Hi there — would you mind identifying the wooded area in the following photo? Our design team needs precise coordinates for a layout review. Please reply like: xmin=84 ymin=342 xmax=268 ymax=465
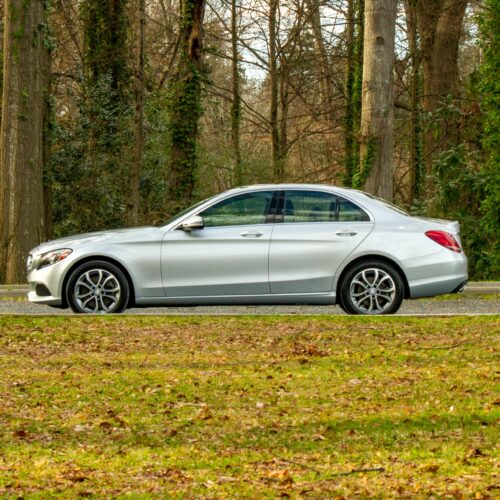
xmin=0 ymin=0 xmax=498 ymax=283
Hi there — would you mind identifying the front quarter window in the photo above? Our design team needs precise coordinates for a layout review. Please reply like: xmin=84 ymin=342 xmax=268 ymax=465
xmin=200 ymin=191 xmax=274 ymax=227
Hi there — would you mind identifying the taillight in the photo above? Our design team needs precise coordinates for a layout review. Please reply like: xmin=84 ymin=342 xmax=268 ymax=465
xmin=425 ymin=230 xmax=461 ymax=252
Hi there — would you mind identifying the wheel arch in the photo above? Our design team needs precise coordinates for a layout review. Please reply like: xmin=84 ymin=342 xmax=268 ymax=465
xmin=335 ymin=254 xmax=410 ymax=301
xmin=61 ymin=255 xmax=136 ymax=309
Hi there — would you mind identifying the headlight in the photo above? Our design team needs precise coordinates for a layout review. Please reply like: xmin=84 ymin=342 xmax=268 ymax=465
xmin=37 ymin=248 xmax=73 ymax=270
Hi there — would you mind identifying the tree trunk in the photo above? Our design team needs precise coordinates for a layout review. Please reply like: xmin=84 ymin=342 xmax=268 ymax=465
xmin=308 ymin=0 xmax=337 ymax=174
xmin=84 ymin=0 xmax=129 ymax=95
xmin=308 ymin=0 xmax=334 ymax=125
xmin=128 ymin=0 xmax=145 ymax=225
xmin=279 ymin=56 xmax=289 ymax=166
xmin=417 ymin=0 xmax=468 ymax=200
xmin=0 ymin=2 xmax=4 ymax=124
xmin=230 ymin=0 xmax=242 ymax=185
xmin=168 ymin=0 xmax=206 ymax=207
xmin=344 ymin=0 xmax=364 ymax=186
xmin=43 ymin=52 xmax=53 ymax=240
xmin=404 ymin=0 xmax=423 ymax=205
xmin=0 ymin=0 xmax=49 ymax=283
xmin=359 ymin=0 xmax=397 ymax=201
xmin=268 ymin=0 xmax=282 ymax=180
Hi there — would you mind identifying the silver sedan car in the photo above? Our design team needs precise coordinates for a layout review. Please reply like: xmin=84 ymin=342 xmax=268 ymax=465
xmin=27 ymin=184 xmax=468 ymax=315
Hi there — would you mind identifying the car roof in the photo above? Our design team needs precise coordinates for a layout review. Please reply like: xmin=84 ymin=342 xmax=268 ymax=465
xmin=224 ymin=183 xmax=366 ymax=198
xmin=216 ymin=184 xmax=412 ymax=222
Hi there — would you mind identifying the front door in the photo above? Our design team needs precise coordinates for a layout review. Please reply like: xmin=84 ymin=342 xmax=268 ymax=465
xmin=269 ymin=190 xmax=374 ymax=294
xmin=161 ymin=190 xmax=275 ymax=297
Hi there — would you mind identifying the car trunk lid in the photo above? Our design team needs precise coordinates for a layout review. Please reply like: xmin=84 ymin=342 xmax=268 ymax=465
xmin=414 ymin=217 xmax=460 ymax=235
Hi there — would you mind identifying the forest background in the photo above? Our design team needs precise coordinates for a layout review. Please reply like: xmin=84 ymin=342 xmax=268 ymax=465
xmin=0 ymin=0 xmax=498 ymax=284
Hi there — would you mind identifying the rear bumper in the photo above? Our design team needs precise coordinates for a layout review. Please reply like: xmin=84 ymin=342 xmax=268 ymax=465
xmin=407 ymin=250 xmax=468 ymax=299
xmin=409 ymin=275 xmax=469 ymax=299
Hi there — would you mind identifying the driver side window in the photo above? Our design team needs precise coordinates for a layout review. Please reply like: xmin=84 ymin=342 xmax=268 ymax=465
xmin=200 ymin=191 xmax=274 ymax=227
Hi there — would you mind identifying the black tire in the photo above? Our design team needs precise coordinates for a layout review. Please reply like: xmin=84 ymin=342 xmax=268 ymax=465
xmin=336 ymin=293 xmax=349 ymax=314
xmin=66 ymin=260 xmax=130 ymax=314
xmin=340 ymin=260 xmax=404 ymax=315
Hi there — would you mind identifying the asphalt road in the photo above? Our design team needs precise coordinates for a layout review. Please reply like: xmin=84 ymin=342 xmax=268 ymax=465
xmin=0 ymin=293 xmax=498 ymax=316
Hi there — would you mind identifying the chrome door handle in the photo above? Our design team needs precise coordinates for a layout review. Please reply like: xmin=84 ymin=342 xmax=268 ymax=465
xmin=336 ymin=231 xmax=358 ymax=236
xmin=241 ymin=231 xmax=264 ymax=238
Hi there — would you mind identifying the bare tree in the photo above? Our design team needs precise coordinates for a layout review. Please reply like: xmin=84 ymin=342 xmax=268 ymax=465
xmin=168 ymin=0 xmax=206 ymax=207
xmin=0 ymin=0 xmax=50 ymax=283
xmin=268 ymin=0 xmax=282 ymax=179
xmin=359 ymin=0 xmax=397 ymax=200
xmin=128 ymin=0 xmax=146 ymax=225
xmin=230 ymin=0 xmax=242 ymax=185
xmin=344 ymin=0 xmax=364 ymax=185
xmin=417 ymin=0 xmax=468 ymax=199
xmin=404 ymin=0 xmax=423 ymax=204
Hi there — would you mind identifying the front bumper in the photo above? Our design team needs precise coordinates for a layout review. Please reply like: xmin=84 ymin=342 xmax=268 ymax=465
xmin=27 ymin=259 xmax=71 ymax=306
xmin=27 ymin=289 xmax=63 ymax=306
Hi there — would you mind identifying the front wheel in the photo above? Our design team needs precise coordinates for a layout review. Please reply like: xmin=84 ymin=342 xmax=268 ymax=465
xmin=66 ymin=261 xmax=130 ymax=314
xmin=340 ymin=260 xmax=404 ymax=315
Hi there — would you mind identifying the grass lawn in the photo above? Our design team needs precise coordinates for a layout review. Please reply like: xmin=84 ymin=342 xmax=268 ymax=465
xmin=0 ymin=315 xmax=498 ymax=498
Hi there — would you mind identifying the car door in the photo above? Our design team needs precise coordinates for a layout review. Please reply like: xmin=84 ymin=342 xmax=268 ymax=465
xmin=269 ymin=189 xmax=374 ymax=294
xmin=161 ymin=190 xmax=276 ymax=297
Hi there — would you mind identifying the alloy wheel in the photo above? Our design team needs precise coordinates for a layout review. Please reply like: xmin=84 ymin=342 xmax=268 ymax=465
xmin=349 ymin=267 xmax=396 ymax=314
xmin=74 ymin=268 xmax=122 ymax=313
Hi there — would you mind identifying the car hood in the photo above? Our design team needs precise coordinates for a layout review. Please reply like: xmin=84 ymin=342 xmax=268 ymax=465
xmin=30 ymin=227 xmax=157 ymax=254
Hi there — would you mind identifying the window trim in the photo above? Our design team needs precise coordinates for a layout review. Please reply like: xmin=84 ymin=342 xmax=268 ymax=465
xmin=170 ymin=187 xmax=374 ymax=231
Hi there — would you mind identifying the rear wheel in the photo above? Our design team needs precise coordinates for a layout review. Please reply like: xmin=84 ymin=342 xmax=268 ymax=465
xmin=66 ymin=261 xmax=129 ymax=314
xmin=340 ymin=260 xmax=404 ymax=315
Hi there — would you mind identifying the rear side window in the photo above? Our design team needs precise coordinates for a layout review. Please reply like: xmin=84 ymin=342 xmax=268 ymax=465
xmin=200 ymin=191 xmax=274 ymax=227
xmin=280 ymin=190 xmax=370 ymax=223
xmin=282 ymin=191 xmax=338 ymax=223
xmin=338 ymin=197 xmax=370 ymax=222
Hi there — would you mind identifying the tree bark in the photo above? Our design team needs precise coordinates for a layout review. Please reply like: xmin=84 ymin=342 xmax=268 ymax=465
xmin=344 ymin=0 xmax=364 ymax=186
xmin=359 ymin=0 xmax=397 ymax=200
xmin=308 ymin=0 xmax=334 ymax=125
xmin=128 ymin=0 xmax=145 ymax=225
xmin=84 ymin=0 xmax=130 ymax=95
xmin=307 ymin=0 xmax=338 ymax=174
xmin=404 ymin=0 xmax=423 ymax=204
xmin=417 ymin=0 xmax=468 ymax=199
xmin=0 ymin=2 xmax=4 ymax=125
xmin=168 ymin=0 xmax=206 ymax=207
xmin=279 ymin=55 xmax=289 ymax=165
xmin=0 ymin=0 xmax=49 ymax=283
xmin=230 ymin=0 xmax=242 ymax=185
xmin=43 ymin=49 xmax=53 ymax=240
xmin=268 ymin=0 xmax=282 ymax=180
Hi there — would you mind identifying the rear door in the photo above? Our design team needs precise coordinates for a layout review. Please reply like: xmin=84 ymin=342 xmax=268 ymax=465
xmin=269 ymin=190 xmax=374 ymax=294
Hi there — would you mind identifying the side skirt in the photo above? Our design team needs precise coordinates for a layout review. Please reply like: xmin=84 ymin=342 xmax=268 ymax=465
xmin=134 ymin=292 xmax=337 ymax=307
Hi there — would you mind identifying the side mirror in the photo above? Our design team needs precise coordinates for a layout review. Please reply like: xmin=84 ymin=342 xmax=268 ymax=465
xmin=181 ymin=215 xmax=204 ymax=231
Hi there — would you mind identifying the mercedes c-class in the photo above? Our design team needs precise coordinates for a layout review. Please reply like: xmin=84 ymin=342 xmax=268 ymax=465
xmin=27 ymin=184 xmax=468 ymax=314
